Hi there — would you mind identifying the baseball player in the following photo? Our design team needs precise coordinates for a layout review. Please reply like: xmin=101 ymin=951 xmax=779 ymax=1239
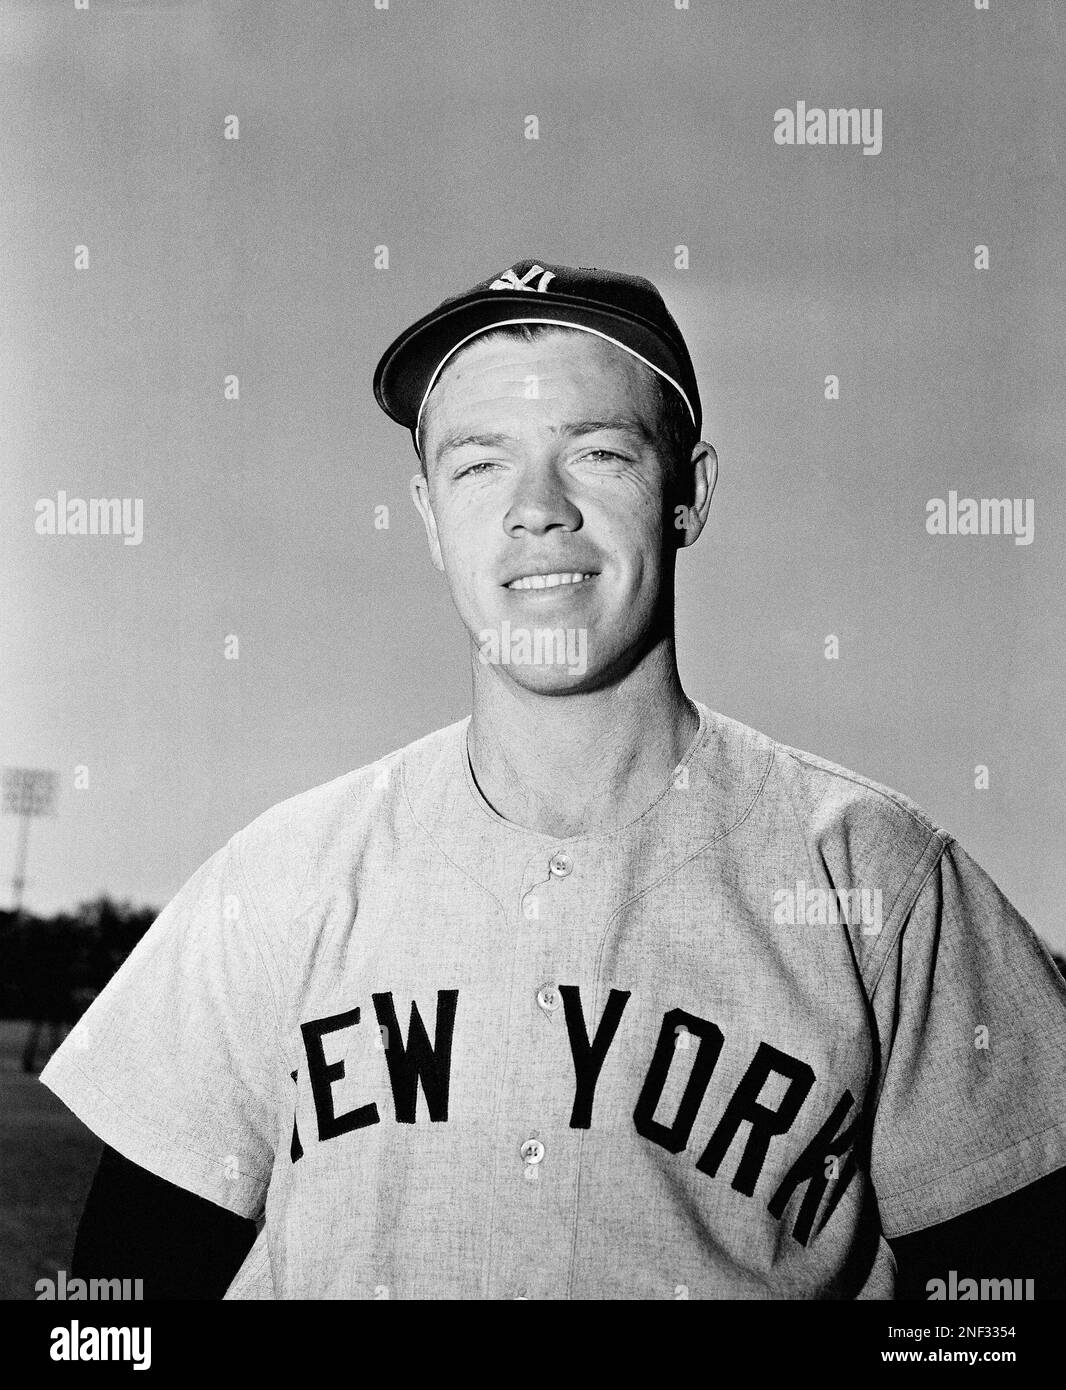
xmin=43 ymin=259 xmax=1066 ymax=1300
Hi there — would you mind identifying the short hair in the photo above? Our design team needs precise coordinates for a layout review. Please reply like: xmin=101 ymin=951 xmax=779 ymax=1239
xmin=416 ymin=323 xmax=698 ymax=489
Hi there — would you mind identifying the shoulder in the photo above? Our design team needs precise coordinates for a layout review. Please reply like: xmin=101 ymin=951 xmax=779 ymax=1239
xmin=224 ymin=718 xmax=468 ymax=906
xmin=772 ymin=736 xmax=944 ymax=843
xmin=698 ymin=704 xmax=951 ymax=882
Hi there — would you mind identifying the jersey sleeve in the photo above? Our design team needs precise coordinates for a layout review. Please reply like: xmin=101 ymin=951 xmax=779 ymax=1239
xmin=39 ymin=835 xmax=283 ymax=1220
xmin=870 ymin=838 xmax=1066 ymax=1237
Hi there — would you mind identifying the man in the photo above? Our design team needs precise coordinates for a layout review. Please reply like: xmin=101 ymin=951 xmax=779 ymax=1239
xmin=44 ymin=259 xmax=1066 ymax=1299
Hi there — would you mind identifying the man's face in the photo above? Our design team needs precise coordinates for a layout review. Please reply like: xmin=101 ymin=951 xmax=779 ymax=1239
xmin=412 ymin=329 xmax=681 ymax=694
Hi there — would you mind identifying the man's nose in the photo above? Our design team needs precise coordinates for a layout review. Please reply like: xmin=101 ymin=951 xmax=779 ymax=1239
xmin=503 ymin=462 xmax=582 ymax=536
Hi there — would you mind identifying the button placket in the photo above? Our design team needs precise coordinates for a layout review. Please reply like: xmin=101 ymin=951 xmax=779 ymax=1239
xmin=489 ymin=846 xmax=583 ymax=1297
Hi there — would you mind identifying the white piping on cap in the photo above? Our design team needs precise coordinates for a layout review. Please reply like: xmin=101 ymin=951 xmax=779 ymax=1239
xmin=413 ymin=317 xmax=698 ymax=447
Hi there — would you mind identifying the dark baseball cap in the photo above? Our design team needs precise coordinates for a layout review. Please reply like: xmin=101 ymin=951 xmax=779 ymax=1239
xmin=372 ymin=257 xmax=702 ymax=453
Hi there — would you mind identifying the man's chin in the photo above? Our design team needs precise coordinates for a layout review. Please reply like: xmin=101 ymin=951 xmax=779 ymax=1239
xmin=501 ymin=667 xmax=597 ymax=697
xmin=473 ymin=653 xmax=640 ymax=699
xmin=468 ymin=614 xmax=599 ymax=687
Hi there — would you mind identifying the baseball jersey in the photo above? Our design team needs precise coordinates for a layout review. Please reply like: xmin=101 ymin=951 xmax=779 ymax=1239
xmin=41 ymin=702 xmax=1066 ymax=1299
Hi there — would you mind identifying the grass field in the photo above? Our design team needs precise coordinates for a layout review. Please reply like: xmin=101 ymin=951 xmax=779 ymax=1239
xmin=0 ymin=1019 xmax=101 ymax=1301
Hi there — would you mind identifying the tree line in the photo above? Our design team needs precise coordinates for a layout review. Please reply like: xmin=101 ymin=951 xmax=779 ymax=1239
xmin=0 ymin=898 xmax=158 ymax=1022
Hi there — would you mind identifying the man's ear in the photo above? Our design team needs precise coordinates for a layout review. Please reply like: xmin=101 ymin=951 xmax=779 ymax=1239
xmin=410 ymin=470 xmax=445 ymax=572
xmin=672 ymin=442 xmax=718 ymax=548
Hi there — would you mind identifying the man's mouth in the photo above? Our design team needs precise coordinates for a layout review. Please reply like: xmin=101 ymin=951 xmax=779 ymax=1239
xmin=504 ymin=571 xmax=597 ymax=591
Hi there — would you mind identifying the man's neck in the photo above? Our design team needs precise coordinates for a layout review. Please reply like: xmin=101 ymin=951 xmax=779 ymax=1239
xmin=466 ymin=650 xmax=699 ymax=838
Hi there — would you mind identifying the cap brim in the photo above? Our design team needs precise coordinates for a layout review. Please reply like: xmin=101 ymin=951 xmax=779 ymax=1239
xmin=373 ymin=290 xmax=697 ymax=432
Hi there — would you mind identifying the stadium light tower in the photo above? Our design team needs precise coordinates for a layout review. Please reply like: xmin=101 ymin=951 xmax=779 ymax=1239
xmin=2 ymin=767 xmax=59 ymax=912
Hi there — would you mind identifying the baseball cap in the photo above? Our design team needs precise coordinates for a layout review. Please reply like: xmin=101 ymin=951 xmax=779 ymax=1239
xmin=372 ymin=257 xmax=702 ymax=454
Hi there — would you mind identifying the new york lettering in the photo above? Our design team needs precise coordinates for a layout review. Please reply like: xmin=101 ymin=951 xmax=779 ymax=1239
xmin=291 ymin=987 xmax=860 ymax=1244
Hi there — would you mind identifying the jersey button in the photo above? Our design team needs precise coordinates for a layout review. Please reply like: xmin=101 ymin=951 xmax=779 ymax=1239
xmin=520 ymin=1138 xmax=546 ymax=1165
xmin=548 ymin=851 xmax=573 ymax=878
xmin=536 ymin=984 xmax=560 ymax=1013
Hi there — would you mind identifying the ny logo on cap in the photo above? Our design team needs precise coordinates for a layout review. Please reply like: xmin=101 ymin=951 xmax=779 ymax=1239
xmin=489 ymin=263 xmax=556 ymax=293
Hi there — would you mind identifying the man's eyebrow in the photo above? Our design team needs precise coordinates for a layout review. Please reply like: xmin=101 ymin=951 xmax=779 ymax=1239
xmin=561 ymin=417 xmax=656 ymax=443
xmin=435 ymin=430 xmax=520 ymax=459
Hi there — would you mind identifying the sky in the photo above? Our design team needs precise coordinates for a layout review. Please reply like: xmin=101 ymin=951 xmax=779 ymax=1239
xmin=1 ymin=0 xmax=1063 ymax=950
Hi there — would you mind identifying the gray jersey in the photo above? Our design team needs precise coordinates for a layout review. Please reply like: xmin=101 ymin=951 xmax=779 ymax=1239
xmin=41 ymin=702 xmax=1066 ymax=1299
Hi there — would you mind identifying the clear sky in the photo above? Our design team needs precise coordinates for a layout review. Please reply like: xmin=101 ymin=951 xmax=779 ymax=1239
xmin=1 ymin=1 xmax=1063 ymax=951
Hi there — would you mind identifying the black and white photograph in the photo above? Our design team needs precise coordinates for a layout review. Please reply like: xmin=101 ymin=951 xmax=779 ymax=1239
xmin=1 ymin=0 xmax=1063 ymax=1359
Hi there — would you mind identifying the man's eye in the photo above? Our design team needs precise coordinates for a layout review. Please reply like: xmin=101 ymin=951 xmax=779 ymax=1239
xmin=454 ymin=461 xmax=497 ymax=479
xmin=581 ymin=449 xmax=626 ymax=461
